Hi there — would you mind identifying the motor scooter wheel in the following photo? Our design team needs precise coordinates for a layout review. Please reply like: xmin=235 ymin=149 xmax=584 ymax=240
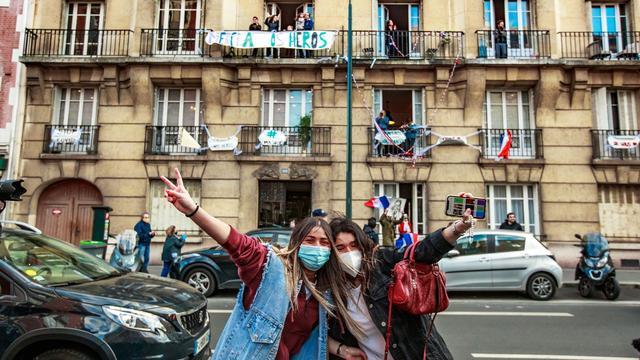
xmin=602 ymin=277 xmax=620 ymax=300
xmin=578 ymin=277 xmax=593 ymax=298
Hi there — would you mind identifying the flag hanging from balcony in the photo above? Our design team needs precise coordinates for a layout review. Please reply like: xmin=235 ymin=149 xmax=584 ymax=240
xmin=179 ymin=129 xmax=202 ymax=149
xmin=204 ymin=30 xmax=337 ymax=50
xmin=607 ymin=134 xmax=640 ymax=150
xmin=497 ymin=129 xmax=513 ymax=160
xmin=364 ymin=195 xmax=390 ymax=209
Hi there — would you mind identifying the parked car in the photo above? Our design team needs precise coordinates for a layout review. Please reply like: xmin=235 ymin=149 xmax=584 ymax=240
xmin=438 ymin=229 xmax=563 ymax=300
xmin=171 ymin=228 xmax=292 ymax=297
xmin=0 ymin=228 xmax=211 ymax=360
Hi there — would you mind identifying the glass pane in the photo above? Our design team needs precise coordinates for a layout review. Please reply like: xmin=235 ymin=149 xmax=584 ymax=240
xmin=493 ymin=185 xmax=507 ymax=198
xmin=491 ymin=105 xmax=503 ymax=128
xmin=495 ymin=235 xmax=526 ymax=253
xmin=68 ymin=100 xmax=79 ymax=125
xmin=528 ymin=198 xmax=535 ymax=226
xmin=167 ymin=102 xmax=180 ymax=126
xmin=183 ymin=103 xmax=196 ymax=126
xmin=456 ymin=235 xmax=489 ymax=255
xmin=274 ymin=90 xmax=286 ymax=102
xmin=384 ymin=184 xmax=396 ymax=197
xmin=70 ymin=88 xmax=81 ymax=101
xmin=522 ymin=104 xmax=530 ymax=128
xmin=168 ymin=89 xmax=180 ymax=102
xmin=289 ymin=92 xmax=302 ymax=128
xmin=511 ymin=186 xmax=524 ymax=198
xmin=273 ymin=102 xmax=286 ymax=127
xmin=484 ymin=0 xmax=492 ymax=28
xmin=494 ymin=199 xmax=507 ymax=228
xmin=511 ymin=199 xmax=525 ymax=224
xmin=506 ymin=105 xmax=518 ymax=129
xmin=592 ymin=7 xmax=602 ymax=33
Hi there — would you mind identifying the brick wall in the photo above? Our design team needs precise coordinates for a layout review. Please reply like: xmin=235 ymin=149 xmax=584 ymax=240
xmin=0 ymin=0 xmax=23 ymax=130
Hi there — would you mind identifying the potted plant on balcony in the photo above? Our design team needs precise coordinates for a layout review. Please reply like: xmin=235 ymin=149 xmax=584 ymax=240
xmin=298 ymin=114 xmax=312 ymax=155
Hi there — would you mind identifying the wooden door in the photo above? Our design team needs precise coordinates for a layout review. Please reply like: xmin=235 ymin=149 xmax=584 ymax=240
xmin=37 ymin=180 xmax=103 ymax=245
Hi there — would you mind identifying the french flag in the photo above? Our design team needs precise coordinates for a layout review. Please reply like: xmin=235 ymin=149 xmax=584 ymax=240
xmin=364 ymin=195 xmax=390 ymax=209
xmin=497 ymin=129 xmax=512 ymax=160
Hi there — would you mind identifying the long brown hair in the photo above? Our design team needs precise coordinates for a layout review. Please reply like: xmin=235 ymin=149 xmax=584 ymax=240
xmin=275 ymin=216 xmax=361 ymax=338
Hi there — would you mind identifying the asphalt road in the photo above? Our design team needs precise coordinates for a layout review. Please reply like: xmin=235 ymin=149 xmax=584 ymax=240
xmin=204 ymin=287 xmax=640 ymax=360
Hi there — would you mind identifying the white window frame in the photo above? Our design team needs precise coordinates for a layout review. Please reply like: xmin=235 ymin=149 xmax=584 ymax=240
xmin=65 ymin=2 xmax=104 ymax=56
xmin=487 ymin=184 xmax=540 ymax=235
xmin=53 ymin=87 xmax=98 ymax=126
xmin=592 ymin=88 xmax=638 ymax=131
xmin=373 ymin=89 xmax=425 ymax=126
xmin=591 ymin=3 xmax=627 ymax=53
xmin=154 ymin=88 xmax=202 ymax=127
xmin=261 ymin=89 xmax=313 ymax=128
xmin=149 ymin=179 xmax=202 ymax=235
xmin=373 ymin=182 xmax=427 ymax=235
xmin=484 ymin=89 xmax=536 ymax=159
xmin=156 ymin=0 xmax=202 ymax=54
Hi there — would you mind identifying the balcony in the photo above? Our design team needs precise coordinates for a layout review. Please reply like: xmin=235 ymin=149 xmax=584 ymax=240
xmin=140 ymin=29 xmax=206 ymax=56
xmin=592 ymin=130 xmax=640 ymax=160
xmin=476 ymin=30 xmax=551 ymax=59
xmin=42 ymin=125 xmax=100 ymax=155
xmin=345 ymin=30 xmax=464 ymax=60
xmin=560 ymin=32 xmax=640 ymax=60
xmin=144 ymin=126 xmax=208 ymax=155
xmin=24 ymin=29 xmax=132 ymax=57
xmin=237 ymin=126 xmax=331 ymax=157
xmin=479 ymin=129 xmax=543 ymax=160
xmin=367 ymin=127 xmax=432 ymax=158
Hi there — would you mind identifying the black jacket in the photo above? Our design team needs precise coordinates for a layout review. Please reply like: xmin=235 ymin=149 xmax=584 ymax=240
xmin=499 ymin=221 xmax=524 ymax=231
xmin=161 ymin=235 xmax=185 ymax=262
xmin=329 ymin=229 xmax=454 ymax=360
xmin=363 ymin=224 xmax=380 ymax=245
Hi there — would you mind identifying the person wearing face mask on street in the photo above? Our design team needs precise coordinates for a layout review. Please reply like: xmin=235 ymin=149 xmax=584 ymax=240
xmin=327 ymin=210 xmax=473 ymax=360
xmin=133 ymin=212 xmax=155 ymax=273
xmin=160 ymin=168 xmax=359 ymax=360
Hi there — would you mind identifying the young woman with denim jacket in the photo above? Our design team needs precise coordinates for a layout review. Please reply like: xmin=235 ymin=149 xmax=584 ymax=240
xmin=327 ymin=211 xmax=473 ymax=360
xmin=161 ymin=168 xmax=359 ymax=360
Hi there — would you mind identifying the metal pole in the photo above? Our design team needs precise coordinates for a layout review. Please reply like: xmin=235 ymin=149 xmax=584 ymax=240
xmin=346 ymin=0 xmax=353 ymax=219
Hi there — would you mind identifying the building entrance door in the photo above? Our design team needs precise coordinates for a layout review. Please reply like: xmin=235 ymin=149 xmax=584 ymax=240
xmin=36 ymin=179 xmax=103 ymax=245
xmin=259 ymin=181 xmax=312 ymax=228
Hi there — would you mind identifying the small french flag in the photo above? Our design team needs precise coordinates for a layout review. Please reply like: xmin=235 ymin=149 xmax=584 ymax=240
xmin=364 ymin=195 xmax=390 ymax=209
xmin=497 ymin=129 xmax=512 ymax=160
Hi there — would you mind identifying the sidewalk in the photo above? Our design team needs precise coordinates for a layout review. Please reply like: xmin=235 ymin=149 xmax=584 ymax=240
xmin=562 ymin=268 xmax=640 ymax=288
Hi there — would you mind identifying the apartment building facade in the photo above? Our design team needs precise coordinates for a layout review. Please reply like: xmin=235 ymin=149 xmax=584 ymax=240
xmin=13 ymin=0 xmax=640 ymax=266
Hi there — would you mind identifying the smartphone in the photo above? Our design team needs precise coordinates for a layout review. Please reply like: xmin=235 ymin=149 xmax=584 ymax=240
xmin=445 ymin=195 xmax=487 ymax=219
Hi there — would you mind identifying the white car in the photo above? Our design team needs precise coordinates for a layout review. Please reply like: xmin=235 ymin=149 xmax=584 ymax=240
xmin=438 ymin=229 xmax=563 ymax=300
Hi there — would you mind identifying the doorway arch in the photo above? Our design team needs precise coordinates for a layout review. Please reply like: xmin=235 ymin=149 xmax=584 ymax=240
xmin=36 ymin=179 xmax=103 ymax=245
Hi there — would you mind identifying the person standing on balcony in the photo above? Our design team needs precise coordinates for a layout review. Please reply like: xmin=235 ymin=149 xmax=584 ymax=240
xmin=494 ymin=20 xmax=508 ymax=58
xmin=303 ymin=13 xmax=314 ymax=58
xmin=265 ymin=14 xmax=280 ymax=58
xmin=296 ymin=13 xmax=307 ymax=58
xmin=249 ymin=16 xmax=262 ymax=57
xmin=134 ymin=212 xmax=155 ymax=273
xmin=385 ymin=19 xmax=399 ymax=57
xmin=375 ymin=110 xmax=390 ymax=156
xmin=402 ymin=120 xmax=419 ymax=154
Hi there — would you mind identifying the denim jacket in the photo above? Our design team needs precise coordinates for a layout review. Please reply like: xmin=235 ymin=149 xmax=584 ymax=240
xmin=212 ymin=246 xmax=329 ymax=360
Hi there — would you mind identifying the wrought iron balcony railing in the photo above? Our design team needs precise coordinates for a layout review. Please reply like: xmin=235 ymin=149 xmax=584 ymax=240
xmin=145 ymin=126 xmax=208 ymax=155
xmin=238 ymin=126 xmax=331 ymax=157
xmin=24 ymin=29 xmax=132 ymax=57
xmin=43 ymin=125 xmax=100 ymax=154
xmin=476 ymin=30 xmax=551 ymax=59
xmin=340 ymin=30 xmax=464 ymax=59
xmin=140 ymin=28 xmax=207 ymax=56
xmin=479 ymin=129 xmax=543 ymax=159
xmin=591 ymin=130 xmax=640 ymax=160
xmin=560 ymin=32 xmax=640 ymax=60
xmin=367 ymin=127 xmax=432 ymax=158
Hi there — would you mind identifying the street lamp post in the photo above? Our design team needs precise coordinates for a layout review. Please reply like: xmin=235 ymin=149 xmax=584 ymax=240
xmin=346 ymin=0 xmax=353 ymax=219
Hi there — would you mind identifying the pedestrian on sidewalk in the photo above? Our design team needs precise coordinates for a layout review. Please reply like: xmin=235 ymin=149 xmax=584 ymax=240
xmin=134 ymin=212 xmax=155 ymax=273
xmin=160 ymin=225 xmax=186 ymax=277
xmin=326 ymin=214 xmax=473 ymax=360
xmin=161 ymin=168 xmax=360 ymax=360
xmin=499 ymin=212 xmax=524 ymax=231
xmin=362 ymin=217 xmax=379 ymax=245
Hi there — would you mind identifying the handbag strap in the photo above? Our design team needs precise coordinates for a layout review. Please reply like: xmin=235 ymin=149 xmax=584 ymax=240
xmin=383 ymin=285 xmax=394 ymax=360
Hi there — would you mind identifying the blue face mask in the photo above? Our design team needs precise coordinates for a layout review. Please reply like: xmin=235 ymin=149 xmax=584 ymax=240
xmin=298 ymin=244 xmax=331 ymax=271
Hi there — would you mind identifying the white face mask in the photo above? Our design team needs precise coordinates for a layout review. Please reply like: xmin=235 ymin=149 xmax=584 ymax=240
xmin=339 ymin=250 xmax=363 ymax=278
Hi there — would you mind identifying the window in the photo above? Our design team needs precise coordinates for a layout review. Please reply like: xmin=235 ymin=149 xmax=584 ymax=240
xmin=149 ymin=180 xmax=201 ymax=235
xmin=156 ymin=0 xmax=202 ymax=53
xmin=152 ymin=88 xmax=203 ymax=153
xmin=494 ymin=235 xmax=526 ymax=253
xmin=591 ymin=3 xmax=629 ymax=53
xmin=487 ymin=184 xmax=539 ymax=234
xmin=65 ymin=2 xmax=103 ymax=55
xmin=455 ymin=234 xmax=489 ymax=256
xmin=54 ymin=88 xmax=98 ymax=126
xmin=598 ymin=185 xmax=640 ymax=239
xmin=484 ymin=90 xmax=536 ymax=158
xmin=373 ymin=183 xmax=427 ymax=235
xmin=592 ymin=88 xmax=638 ymax=131
xmin=262 ymin=89 xmax=313 ymax=128
xmin=373 ymin=89 xmax=424 ymax=126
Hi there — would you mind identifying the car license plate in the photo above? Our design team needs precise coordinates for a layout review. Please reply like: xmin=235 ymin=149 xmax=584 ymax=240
xmin=194 ymin=329 xmax=210 ymax=355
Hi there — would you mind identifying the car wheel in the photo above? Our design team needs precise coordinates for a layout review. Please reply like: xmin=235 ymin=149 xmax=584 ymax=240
xmin=526 ymin=272 xmax=556 ymax=300
xmin=185 ymin=267 xmax=217 ymax=297
xmin=34 ymin=348 xmax=96 ymax=360
xmin=602 ymin=277 xmax=620 ymax=300
xmin=578 ymin=277 xmax=593 ymax=298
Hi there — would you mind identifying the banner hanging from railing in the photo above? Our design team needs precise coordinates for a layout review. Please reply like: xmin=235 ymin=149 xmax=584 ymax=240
xmin=204 ymin=30 xmax=337 ymax=49
xmin=607 ymin=135 xmax=640 ymax=150
xmin=51 ymin=127 xmax=82 ymax=145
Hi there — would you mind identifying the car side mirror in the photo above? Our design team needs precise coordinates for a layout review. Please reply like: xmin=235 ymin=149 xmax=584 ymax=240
xmin=446 ymin=249 xmax=460 ymax=258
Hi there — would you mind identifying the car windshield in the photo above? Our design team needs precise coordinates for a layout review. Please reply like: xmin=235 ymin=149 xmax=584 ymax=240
xmin=0 ymin=231 xmax=120 ymax=286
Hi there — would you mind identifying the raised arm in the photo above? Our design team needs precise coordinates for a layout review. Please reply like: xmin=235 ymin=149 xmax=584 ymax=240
xmin=161 ymin=168 xmax=231 ymax=245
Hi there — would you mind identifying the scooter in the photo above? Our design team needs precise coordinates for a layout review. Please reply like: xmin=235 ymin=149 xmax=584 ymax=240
xmin=109 ymin=230 xmax=142 ymax=272
xmin=574 ymin=233 xmax=620 ymax=300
